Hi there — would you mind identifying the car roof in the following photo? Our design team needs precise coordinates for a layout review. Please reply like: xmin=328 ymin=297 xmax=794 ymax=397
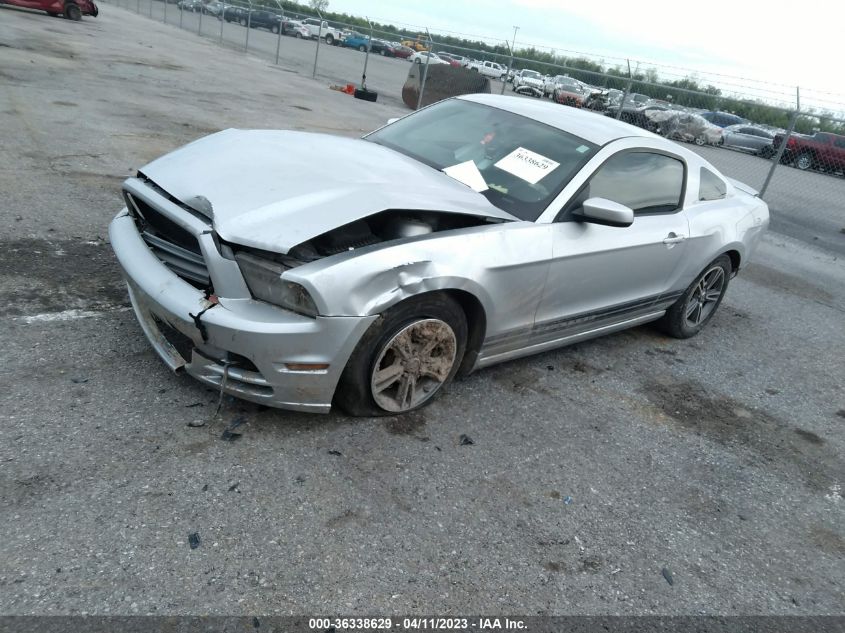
xmin=458 ymin=94 xmax=661 ymax=145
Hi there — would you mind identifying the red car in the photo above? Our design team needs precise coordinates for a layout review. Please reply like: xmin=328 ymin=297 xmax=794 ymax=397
xmin=1 ymin=0 xmax=98 ymax=19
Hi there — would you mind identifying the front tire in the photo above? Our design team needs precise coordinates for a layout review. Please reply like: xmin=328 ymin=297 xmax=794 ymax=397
xmin=334 ymin=294 xmax=467 ymax=417
xmin=64 ymin=3 xmax=82 ymax=20
xmin=659 ymin=255 xmax=731 ymax=339
xmin=325 ymin=34 xmax=334 ymax=45
xmin=795 ymin=152 xmax=813 ymax=170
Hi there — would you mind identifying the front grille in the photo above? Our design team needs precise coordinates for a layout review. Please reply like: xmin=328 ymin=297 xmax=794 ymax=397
xmin=126 ymin=192 xmax=211 ymax=287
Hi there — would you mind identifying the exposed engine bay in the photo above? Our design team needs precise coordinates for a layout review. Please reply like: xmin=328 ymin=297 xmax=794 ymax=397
xmin=228 ymin=210 xmax=505 ymax=265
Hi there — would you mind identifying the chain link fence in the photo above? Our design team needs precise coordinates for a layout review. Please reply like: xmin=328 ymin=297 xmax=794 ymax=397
xmin=99 ymin=0 xmax=845 ymax=250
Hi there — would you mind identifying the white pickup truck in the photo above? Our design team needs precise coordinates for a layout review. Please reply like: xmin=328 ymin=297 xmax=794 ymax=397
xmin=300 ymin=18 xmax=343 ymax=45
xmin=467 ymin=60 xmax=507 ymax=79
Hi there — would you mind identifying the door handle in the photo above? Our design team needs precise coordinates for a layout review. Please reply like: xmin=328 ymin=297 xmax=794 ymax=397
xmin=663 ymin=233 xmax=686 ymax=246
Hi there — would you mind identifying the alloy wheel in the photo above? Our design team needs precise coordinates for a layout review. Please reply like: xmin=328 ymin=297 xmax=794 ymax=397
xmin=684 ymin=266 xmax=725 ymax=327
xmin=370 ymin=319 xmax=457 ymax=413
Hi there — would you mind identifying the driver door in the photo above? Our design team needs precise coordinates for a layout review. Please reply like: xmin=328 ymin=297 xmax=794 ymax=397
xmin=533 ymin=151 xmax=690 ymax=343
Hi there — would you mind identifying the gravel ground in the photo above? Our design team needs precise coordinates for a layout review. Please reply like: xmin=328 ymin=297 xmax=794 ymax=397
xmin=0 ymin=5 xmax=843 ymax=617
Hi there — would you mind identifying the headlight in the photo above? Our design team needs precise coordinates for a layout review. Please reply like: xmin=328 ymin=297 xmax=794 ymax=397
xmin=235 ymin=252 xmax=318 ymax=317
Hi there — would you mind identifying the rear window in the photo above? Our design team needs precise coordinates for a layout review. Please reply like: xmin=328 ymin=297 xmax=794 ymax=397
xmin=699 ymin=168 xmax=727 ymax=201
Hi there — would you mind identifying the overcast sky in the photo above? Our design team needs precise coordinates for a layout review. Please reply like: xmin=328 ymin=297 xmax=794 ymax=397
xmin=327 ymin=0 xmax=844 ymax=112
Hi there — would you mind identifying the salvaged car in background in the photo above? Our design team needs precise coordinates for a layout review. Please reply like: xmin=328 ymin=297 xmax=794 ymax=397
xmin=1 ymin=0 xmax=97 ymax=19
xmin=552 ymin=77 xmax=588 ymax=107
xmin=721 ymin=124 xmax=777 ymax=157
xmin=110 ymin=95 xmax=769 ymax=416
xmin=646 ymin=110 xmax=724 ymax=146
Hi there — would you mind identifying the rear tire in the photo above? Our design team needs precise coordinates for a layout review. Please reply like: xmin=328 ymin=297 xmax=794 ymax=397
xmin=64 ymin=3 xmax=82 ymax=20
xmin=271 ymin=24 xmax=278 ymax=33
xmin=325 ymin=34 xmax=334 ymax=45
xmin=658 ymin=255 xmax=732 ymax=339
xmin=334 ymin=294 xmax=467 ymax=417
xmin=359 ymin=44 xmax=366 ymax=52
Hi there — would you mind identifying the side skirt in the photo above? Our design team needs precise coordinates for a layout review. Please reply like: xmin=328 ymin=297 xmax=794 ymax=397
xmin=474 ymin=309 xmax=666 ymax=370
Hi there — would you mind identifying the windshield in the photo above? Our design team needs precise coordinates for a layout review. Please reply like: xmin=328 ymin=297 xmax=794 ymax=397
xmin=366 ymin=99 xmax=598 ymax=221
xmin=523 ymin=70 xmax=541 ymax=79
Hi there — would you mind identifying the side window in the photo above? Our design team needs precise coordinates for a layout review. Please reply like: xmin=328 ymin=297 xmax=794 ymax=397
xmin=565 ymin=151 xmax=684 ymax=217
xmin=832 ymin=136 xmax=845 ymax=149
xmin=699 ymin=167 xmax=727 ymax=201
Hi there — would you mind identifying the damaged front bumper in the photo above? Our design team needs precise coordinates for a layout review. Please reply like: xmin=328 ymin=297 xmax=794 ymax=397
xmin=109 ymin=209 xmax=376 ymax=413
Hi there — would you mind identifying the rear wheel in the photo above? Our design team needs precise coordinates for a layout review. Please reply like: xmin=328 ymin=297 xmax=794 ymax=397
xmin=659 ymin=255 xmax=731 ymax=339
xmin=64 ymin=3 xmax=82 ymax=20
xmin=271 ymin=24 xmax=278 ymax=33
xmin=295 ymin=32 xmax=302 ymax=38
xmin=358 ymin=44 xmax=366 ymax=52
xmin=239 ymin=16 xmax=246 ymax=25
xmin=325 ymin=34 xmax=334 ymax=45
xmin=694 ymin=135 xmax=707 ymax=146
xmin=334 ymin=294 xmax=467 ymax=417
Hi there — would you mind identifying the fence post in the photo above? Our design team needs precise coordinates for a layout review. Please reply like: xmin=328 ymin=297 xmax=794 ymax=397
xmin=163 ymin=0 xmax=167 ymax=23
xmin=179 ymin=1 xmax=182 ymax=28
xmin=198 ymin=5 xmax=202 ymax=35
xmin=500 ymin=41 xmax=512 ymax=95
xmin=615 ymin=59 xmax=632 ymax=120
xmin=275 ymin=7 xmax=284 ymax=64
xmin=219 ymin=6 xmax=223 ymax=42
xmin=245 ymin=2 xmax=252 ymax=52
xmin=360 ymin=18 xmax=373 ymax=89
xmin=416 ymin=30 xmax=432 ymax=110
xmin=148 ymin=0 xmax=151 ymax=18
xmin=759 ymin=87 xmax=800 ymax=199
xmin=311 ymin=11 xmax=323 ymax=78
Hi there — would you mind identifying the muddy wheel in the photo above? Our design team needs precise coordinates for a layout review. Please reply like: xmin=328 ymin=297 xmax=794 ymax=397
xmin=64 ymin=3 xmax=82 ymax=20
xmin=659 ymin=255 xmax=731 ymax=339
xmin=334 ymin=294 xmax=467 ymax=417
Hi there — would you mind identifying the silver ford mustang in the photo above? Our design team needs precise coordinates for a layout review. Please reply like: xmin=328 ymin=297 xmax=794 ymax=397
xmin=109 ymin=94 xmax=769 ymax=416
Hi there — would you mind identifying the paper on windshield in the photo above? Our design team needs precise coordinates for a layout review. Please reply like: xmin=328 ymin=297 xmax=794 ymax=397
xmin=442 ymin=160 xmax=488 ymax=192
xmin=494 ymin=147 xmax=560 ymax=184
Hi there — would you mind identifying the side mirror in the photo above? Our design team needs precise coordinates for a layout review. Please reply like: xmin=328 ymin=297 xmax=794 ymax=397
xmin=577 ymin=197 xmax=634 ymax=227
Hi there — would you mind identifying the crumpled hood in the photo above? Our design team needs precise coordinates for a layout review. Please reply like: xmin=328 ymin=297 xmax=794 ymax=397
xmin=140 ymin=129 xmax=516 ymax=253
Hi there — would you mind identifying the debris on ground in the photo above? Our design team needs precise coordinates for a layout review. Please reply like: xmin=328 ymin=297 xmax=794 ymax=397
xmin=185 ymin=402 xmax=203 ymax=408
xmin=662 ymin=567 xmax=674 ymax=586
xmin=220 ymin=429 xmax=242 ymax=442
xmin=70 ymin=377 xmax=88 ymax=384
xmin=294 ymin=475 xmax=305 ymax=485
xmin=836 ymin=409 xmax=845 ymax=418
xmin=327 ymin=450 xmax=342 ymax=456
xmin=220 ymin=417 xmax=246 ymax=441
xmin=186 ymin=420 xmax=206 ymax=428
xmin=188 ymin=533 xmax=201 ymax=549
xmin=563 ymin=496 xmax=574 ymax=505
xmin=546 ymin=365 xmax=554 ymax=371
xmin=459 ymin=434 xmax=474 ymax=446
xmin=228 ymin=482 xmax=240 ymax=492
xmin=202 ymin=484 xmax=208 ymax=492
xmin=765 ymin=388 xmax=780 ymax=395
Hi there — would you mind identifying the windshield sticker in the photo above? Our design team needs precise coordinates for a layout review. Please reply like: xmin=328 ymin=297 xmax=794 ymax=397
xmin=494 ymin=147 xmax=560 ymax=184
xmin=442 ymin=160 xmax=489 ymax=192
xmin=576 ymin=145 xmax=590 ymax=153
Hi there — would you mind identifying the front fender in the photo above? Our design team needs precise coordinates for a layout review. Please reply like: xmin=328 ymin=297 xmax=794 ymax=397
xmin=284 ymin=222 xmax=552 ymax=341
